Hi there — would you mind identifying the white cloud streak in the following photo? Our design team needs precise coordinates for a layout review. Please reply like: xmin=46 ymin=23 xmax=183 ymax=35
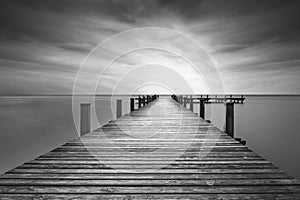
xmin=0 ymin=0 xmax=299 ymax=94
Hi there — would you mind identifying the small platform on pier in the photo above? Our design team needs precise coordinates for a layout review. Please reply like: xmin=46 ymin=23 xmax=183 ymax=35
xmin=0 ymin=96 xmax=299 ymax=199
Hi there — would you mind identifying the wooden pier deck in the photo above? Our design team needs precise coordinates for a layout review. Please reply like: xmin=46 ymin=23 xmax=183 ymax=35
xmin=0 ymin=96 xmax=300 ymax=199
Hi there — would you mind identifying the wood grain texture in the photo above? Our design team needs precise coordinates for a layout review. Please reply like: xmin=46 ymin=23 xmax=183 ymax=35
xmin=0 ymin=96 xmax=299 ymax=199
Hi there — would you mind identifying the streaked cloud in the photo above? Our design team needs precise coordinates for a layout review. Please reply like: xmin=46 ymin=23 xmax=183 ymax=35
xmin=0 ymin=0 xmax=299 ymax=94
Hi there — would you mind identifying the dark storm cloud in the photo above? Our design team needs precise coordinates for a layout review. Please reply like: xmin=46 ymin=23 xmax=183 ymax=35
xmin=193 ymin=0 xmax=300 ymax=44
xmin=0 ymin=1 xmax=112 ymax=47
xmin=1 ymin=0 xmax=298 ymax=52
xmin=0 ymin=0 xmax=299 ymax=94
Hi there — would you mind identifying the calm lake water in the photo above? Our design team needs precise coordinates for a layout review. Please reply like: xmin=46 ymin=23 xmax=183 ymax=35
xmin=0 ymin=95 xmax=299 ymax=180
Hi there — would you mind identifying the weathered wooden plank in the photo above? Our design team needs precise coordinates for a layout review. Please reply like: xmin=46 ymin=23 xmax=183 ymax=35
xmin=63 ymin=141 xmax=243 ymax=145
xmin=0 ymin=178 xmax=299 ymax=186
xmin=25 ymin=159 xmax=270 ymax=165
xmin=80 ymin=135 xmax=235 ymax=139
xmin=15 ymin=163 xmax=276 ymax=170
xmin=7 ymin=168 xmax=285 ymax=174
xmin=0 ymin=194 xmax=299 ymax=200
xmin=38 ymin=156 xmax=263 ymax=161
xmin=0 ymin=185 xmax=300 ymax=194
xmin=41 ymin=151 xmax=260 ymax=157
xmin=1 ymin=173 xmax=291 ymax=180
xmin=50 ymin=147 xmax=251 ymax=152
xmin=76 ymin=138 xmax=238 ymax=142
xmin=60 ymin=144 xmax=244 ymax=148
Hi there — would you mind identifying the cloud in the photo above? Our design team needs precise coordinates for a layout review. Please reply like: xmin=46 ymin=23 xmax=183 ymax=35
xmin=0 ymin=0 xmax=299 ymax=94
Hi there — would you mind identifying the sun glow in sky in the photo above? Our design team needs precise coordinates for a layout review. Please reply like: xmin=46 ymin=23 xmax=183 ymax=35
xmin=0 ymin=0 xmax=300 ymax=94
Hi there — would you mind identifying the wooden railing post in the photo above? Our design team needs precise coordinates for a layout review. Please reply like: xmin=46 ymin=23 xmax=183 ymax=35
xmin=116 ymin=99 xmax=122 ymax=118
xmin=225 ymin=102 xmax=234 ymax=137
xmin=190 ymin=96 xmax=194 ymax=112
xmin=130 ymin=98 xmax=134 ymax=112
xmin=80 ymin=103 xmax=91 ymax=136
xmin=200 ymin=99 xmax=205 ymax=119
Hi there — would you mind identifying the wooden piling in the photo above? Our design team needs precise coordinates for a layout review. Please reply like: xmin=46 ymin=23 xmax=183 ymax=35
xmin=138 ymin=96 xmax=141 ymax=108
xmin=130 ymin=98 xmax=134 ymax=112
xmin=225 ymin=102 xmax=234 ymax=137
xmin=199 ymin=99 xmax=205 ymax=119
xmin=143 ymin=96 xmax=146 ymax=106
xmin=116 ymin=99 xmax=122 ymax=118
xmin=80 ymin=103 xmax=90 ymax=136
xmin=183 ymin=97 xmax=186 ymax=107
xmin=190 ymin=96 xmax=193 ymax=112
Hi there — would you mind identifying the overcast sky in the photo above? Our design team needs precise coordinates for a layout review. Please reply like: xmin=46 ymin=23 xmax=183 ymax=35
xmin=0 ymin=0 xmax=300 ymax=95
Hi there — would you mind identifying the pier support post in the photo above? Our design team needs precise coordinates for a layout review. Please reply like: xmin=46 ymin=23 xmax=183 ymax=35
xmin=190 ymin=96 xmax=193 ymax=112
xmin=80 ymin=103 xmax=91 ymax=136
xmin=183 ymin=97 xmax=186 ymax=107
xmin=130 ymin=98 xmax=134 ymax=112
xmin=180 ymin=95 xmax=183 ymax=105
xmin=116 ymin=99 xmax=122 ymax=118
xmin=143 ymin=96 xmax=146 ymax=106
xmin=199 ymin=99 xmax=205 ymax=119
xmin=138 ymin=96 xmax=141 ymax=108
xmin=225 ymin=102 xmax=234 ymax=137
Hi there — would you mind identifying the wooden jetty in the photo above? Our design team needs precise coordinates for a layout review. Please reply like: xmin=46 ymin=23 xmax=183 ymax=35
xmin=0 ymin=96 xmax=300 ymax=199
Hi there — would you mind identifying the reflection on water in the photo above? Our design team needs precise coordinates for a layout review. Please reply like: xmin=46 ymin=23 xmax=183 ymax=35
xmin=0 ymin=95 xmax=299 ymax=180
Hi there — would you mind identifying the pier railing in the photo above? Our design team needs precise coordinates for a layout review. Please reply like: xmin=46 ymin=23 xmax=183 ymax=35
xmin=173 ymin=94 xmax=246 ymax=145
